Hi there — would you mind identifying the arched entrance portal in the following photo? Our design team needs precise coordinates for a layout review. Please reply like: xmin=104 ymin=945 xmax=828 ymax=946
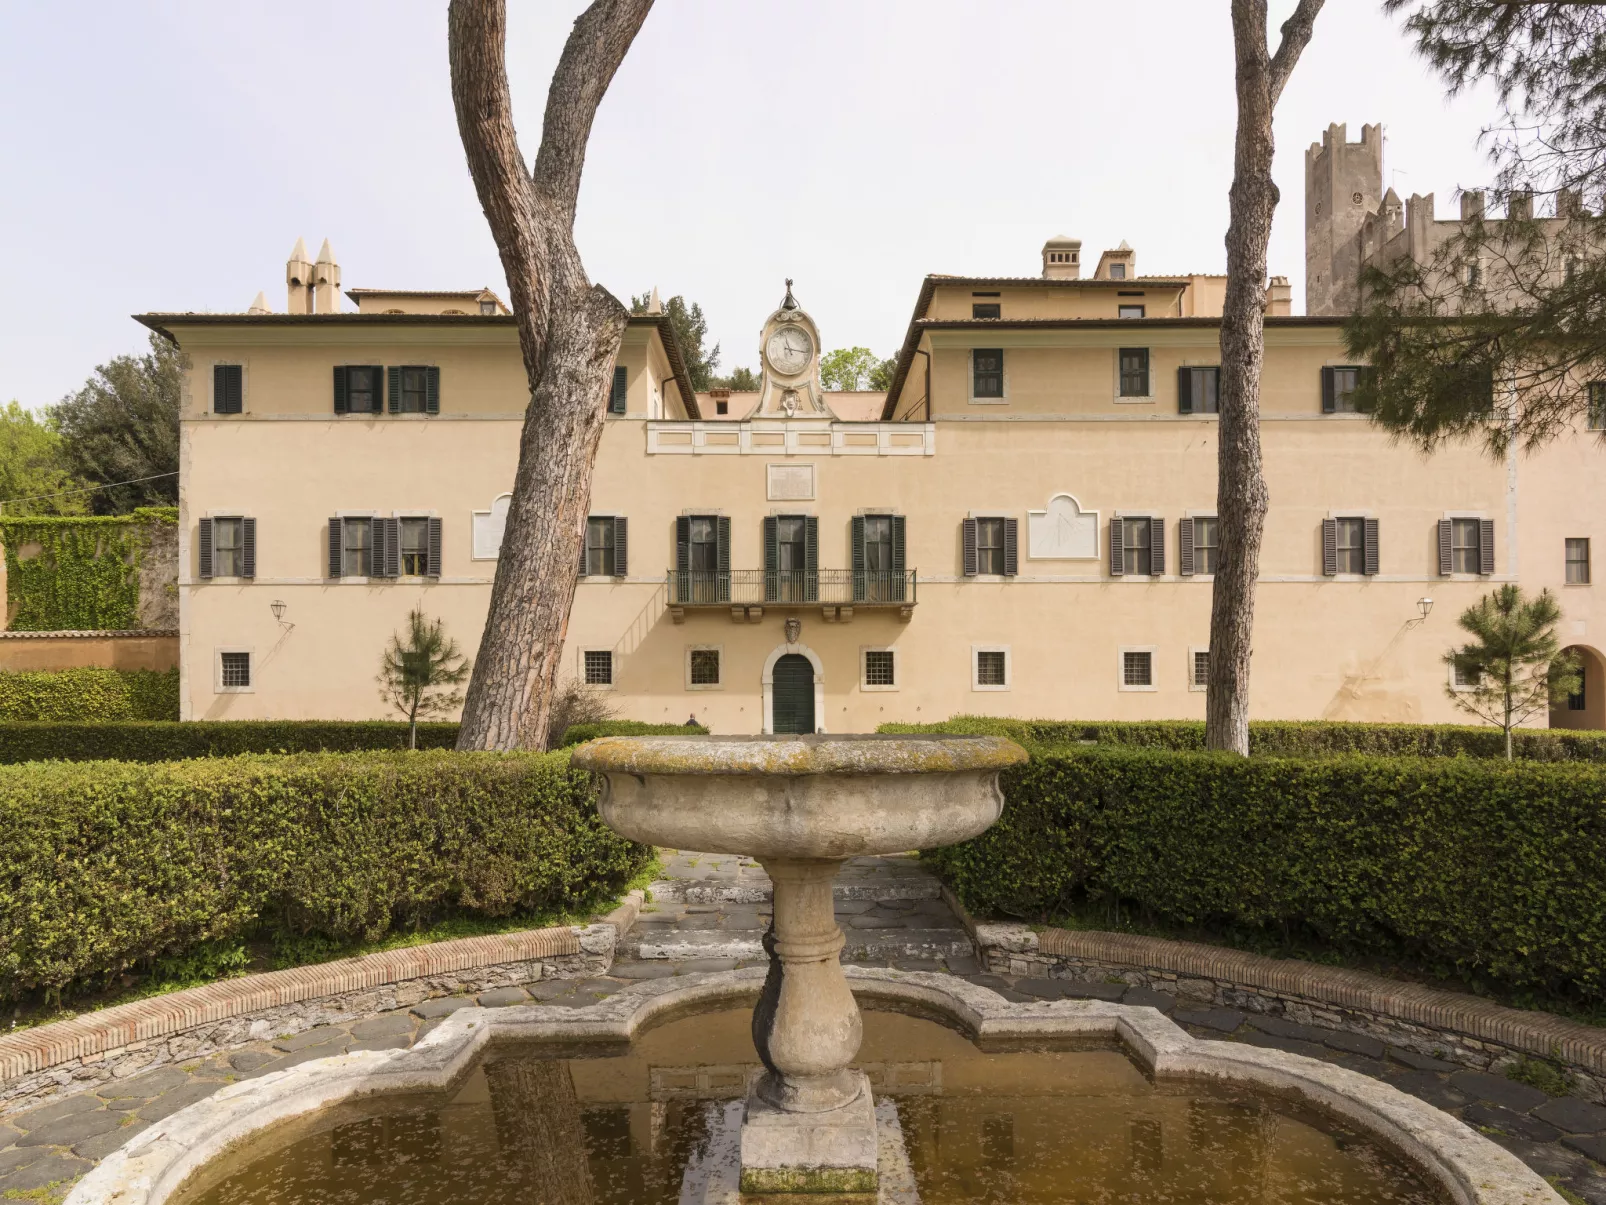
xmin=1552 ymin=645 xmax=1606 ymax=731
xmin=772 ymin=656 xmax=816 ymax=734
xmin=762 ymin=642 xmax=824 ymax=734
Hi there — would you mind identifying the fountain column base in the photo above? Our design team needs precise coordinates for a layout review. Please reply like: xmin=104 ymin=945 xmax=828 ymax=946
xmin=739 ymin=1070 xmax=879 ymax=1195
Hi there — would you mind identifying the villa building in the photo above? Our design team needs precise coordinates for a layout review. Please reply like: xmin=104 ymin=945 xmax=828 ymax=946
xmin=141 ymin=135 xmax=1606 ymax=734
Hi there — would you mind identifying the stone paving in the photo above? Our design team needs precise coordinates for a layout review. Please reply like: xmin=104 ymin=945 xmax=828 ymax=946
xmin=4 ymin=851 xmax=1603 ymax=1203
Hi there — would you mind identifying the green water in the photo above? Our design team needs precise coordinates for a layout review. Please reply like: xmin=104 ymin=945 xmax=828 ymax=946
xmin=180 ymin=1006 xmax=1442 ymax=1204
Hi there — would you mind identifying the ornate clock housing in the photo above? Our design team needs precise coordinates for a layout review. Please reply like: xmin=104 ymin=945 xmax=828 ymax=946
xmin=765 ymin=324 xmax=814 ymax=377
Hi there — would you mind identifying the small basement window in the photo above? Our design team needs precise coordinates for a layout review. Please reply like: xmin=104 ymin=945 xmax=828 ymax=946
xmin=689 ymin=648 xmax=721 ymax=687
xmin=976 ymin=650 xmax=1007 ymax=687
xmin=220 ymin=651 xmax=251 ymax=690
xmin=1192 ymin=650 xmax=1210 ymax=688
xmin=864 ymin=650 xmax=895 ymax=687
xmin=1122 ymin=650 xmax=1153 ymax=688
xmin=584 ymin=650 xmax=614 ymax=686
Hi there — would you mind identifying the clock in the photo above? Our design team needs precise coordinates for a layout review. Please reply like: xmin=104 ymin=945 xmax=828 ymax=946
xmin=765 ymin=324 xmax=814 ymax=377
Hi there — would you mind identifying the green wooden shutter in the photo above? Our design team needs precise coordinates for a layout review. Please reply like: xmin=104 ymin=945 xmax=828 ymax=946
xmin=197 ymin=518 xmax=214 ymax=579
xmin=1321 ymin=366 xmax=1336 ymax=413
xmin=961 ymin=518 xmax=978 ymax=576
xmin=1179 ymin=517 xmax=1195 ymax=575
xmin=851 ymin=515 xmax=866 ymax=601
xmin=1177 ymin=366 xmax=1193 ymax=414
xmin=426 ymin=367 xmax=440 ymax=414
xmin=674 ymin=516 xmax=690 ymax=602
xmin=716 ymin=515 xmax=731 ymax=602
xmin=763 ymin=516 xmax=779 ymax=602
xmin=1321 ymin=518 xmax=1338 ymax=576
xmin=333 ymin=366 xmax=348 ymax=414
xmin=613 ymin=517 xmax=628 ymax=576
xmin=1364 ymin=517 xmax=1380 ymax=576
xmin=891 ymin=514 xmax=907 ymax=602
xmin=610 ymin=366 xmax=628 ymax=414
xmin=241 ymin=518 xmax=256 ymax=579
xmin=387 ymin=366 xmax=401 ymax=415
xmin=805 ymin=516 xmax=819 ymax=602
xmin=328 ymin=518 xmax=343 ymax=578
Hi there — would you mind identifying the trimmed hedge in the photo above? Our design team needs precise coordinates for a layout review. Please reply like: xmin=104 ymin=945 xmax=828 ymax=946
xmin=0 ymin=719 xmax=460 ymax=763
xmin=0 ymin=750 xmax=650 ymax=999
xmin=923 ymin=744 xmax=1606 ymax=1002
xmin=0 ymin=668 xmax=179 ymax=722
xmin=558 ymin=720 xmax=709 ymax=747
xmin=880 ymin=715 xmax=1606 ymax=761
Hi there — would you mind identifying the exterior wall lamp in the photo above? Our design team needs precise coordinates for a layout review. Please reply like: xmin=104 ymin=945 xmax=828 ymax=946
xmin=271 ymin=599 xmax=295 ymax=633
xmin=1406 ymin=596 xmax=1435 ymax=630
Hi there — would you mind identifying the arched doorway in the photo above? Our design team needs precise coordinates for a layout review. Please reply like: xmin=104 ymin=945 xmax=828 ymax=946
xmin=1552 ymin=645 xmax=1606 ymax=730
xmin=771 ymin=655 xmax=816 ymax=734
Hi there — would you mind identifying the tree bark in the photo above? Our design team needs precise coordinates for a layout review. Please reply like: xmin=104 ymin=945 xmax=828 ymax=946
xmin=484 ymin=1057 xmax=597 ymax=1203
xmin=1206 ymin=0 xmax=1325 ymax=754
xmin=448 ymin=0 xmax=654 ymax=750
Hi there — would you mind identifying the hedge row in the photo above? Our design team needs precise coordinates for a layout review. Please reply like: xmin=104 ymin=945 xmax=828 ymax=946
xmin=0 ymin=718 xmax=709 ymax=763
xmin=880 ymin=715 xmax=1606 ymax=761
xmin=557 ymin=720 xmax=708 ymax=747
xmin=0 ymin=750 xmax=651 ymax=999
xmin=923 ymin=744 xmax=1606 ymax=1002
xmin=0 ymin=667 xmax=178 ymax=722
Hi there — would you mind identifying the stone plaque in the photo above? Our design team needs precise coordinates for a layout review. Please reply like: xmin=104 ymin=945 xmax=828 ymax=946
xmin=1027 ymin=493 xmax=1099 ymax=560
xmin=472 ymin=493 xmax=512 ymax=560
xmin=767 ymin=463 xmax=815 ymax=502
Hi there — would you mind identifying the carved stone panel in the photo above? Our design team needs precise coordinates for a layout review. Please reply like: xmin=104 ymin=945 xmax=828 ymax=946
xmin=1027 ymin=494 xmax=1099 ymax=560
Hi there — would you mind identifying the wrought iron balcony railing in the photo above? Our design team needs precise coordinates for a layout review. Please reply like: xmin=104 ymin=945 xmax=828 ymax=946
xmin=666 ymin=569 xmax=917 ymax=608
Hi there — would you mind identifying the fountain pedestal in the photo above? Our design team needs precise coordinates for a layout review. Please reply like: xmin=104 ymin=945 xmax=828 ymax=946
xmin=572 ymin=734 xmax=1026 ymax=1195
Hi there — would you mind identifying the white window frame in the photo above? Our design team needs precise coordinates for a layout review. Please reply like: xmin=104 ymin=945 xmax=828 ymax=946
xmin=1449 ymin=659 xmax=1481 ymax=691
xmin=1565 ymin=537 xmax=1591 ymax=586
xmin=334 ymin=510 xmax=382 ymax=582
xmin=1186 ymin=511 xmax=1219 ymax=578
xmin=1443 ymin=510 xmax=1490 ymax=579
xmin=685 ymin=644 xmax=723 ymax=691
xmin=971 ymin=644 xmax=1011 ymax=692
xmin=968 ymin=348 xmax=1008 ymax=405
xmin=1113 ymin=346 xmax=1155 ymax=403
xmin=215 ymin=646 xmax=255 ymax=694
xmin=209 ymin=360 xmax=248 ymax=416
xmin=392 ymin=510 xmax=439 ymax=579
xmin=1118 ymin=645 xmax=1158 ymax=692
xmin=860 ymin=645 xmax=899 ymax=692
xmin=580 ymin=647 xmax=616 ymax=690
xmin=1188 ymin=646 xmax=1210 ymax=692
xmin=203 ymin=510 xmax=248 ymax=581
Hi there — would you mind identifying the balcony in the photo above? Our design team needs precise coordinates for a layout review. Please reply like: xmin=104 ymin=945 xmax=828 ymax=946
xmin=666 ymin=570 xmax=917 ymax=623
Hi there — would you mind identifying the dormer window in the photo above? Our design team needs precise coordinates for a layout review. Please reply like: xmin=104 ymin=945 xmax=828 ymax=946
xmin=480 ymin=300 xmax=497 ymax=315
xmin=1109 ymin=263 xmax=1127 ymax=280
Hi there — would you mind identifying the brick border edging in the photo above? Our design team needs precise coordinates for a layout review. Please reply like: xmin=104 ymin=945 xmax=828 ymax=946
xmin=940 ymin=884 xmax=1606 ymax=1099
xmin=0 ymin=890 xmax=643 ymax=1107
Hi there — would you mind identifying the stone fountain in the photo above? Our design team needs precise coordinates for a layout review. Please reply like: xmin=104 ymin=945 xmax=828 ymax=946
xmin=571 ymin=733 xmax=1027 ymax=1195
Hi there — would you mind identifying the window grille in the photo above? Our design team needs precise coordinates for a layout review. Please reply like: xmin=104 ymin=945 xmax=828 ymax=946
xmin=976 ymin=650 xmax=1007 ymax=687
xmin=689 ymin=648 xmax=720 ymax=686
xmin=584 ymin=650 xmax=613 ymax=686
xmin=1192 ymin=651 xmax=1210 ymax=688
xmin=1122 ymin=651 xmax=1153 ymax=687
xmin=972 ymin=349 xmax=1004 ymax=399
xmin=220 ymin=652 xmax=251 ymax=688
xmin=864 ymin=650 xmax=895 ymax=687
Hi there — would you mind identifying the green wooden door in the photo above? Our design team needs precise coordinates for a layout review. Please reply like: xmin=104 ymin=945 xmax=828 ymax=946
xmin=772 ymin=654 xmax=815 ymax=734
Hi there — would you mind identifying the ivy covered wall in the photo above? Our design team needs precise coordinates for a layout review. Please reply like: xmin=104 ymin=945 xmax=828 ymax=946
xmin=0 ymin=508 xmax=178 ymax=632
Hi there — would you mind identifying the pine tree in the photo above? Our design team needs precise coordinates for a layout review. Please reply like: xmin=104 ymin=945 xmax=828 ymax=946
xmin=379 ymin=608 xmax=472 ymax=749
xmin=1443 ymin=584 xmax=1580 ymax=759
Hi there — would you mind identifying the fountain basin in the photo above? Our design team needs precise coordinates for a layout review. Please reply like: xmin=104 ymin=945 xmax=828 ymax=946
xmin=572 ymin=733 xmax=1028 ymax=859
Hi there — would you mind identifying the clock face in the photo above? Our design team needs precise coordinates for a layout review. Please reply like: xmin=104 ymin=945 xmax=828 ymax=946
xmin=765 ymin=325 xmax=814 ymax=376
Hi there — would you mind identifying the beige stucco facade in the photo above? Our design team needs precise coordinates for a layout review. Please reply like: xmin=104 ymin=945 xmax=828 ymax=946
xmin=146 ymin=237 xmax=1606 ymax=734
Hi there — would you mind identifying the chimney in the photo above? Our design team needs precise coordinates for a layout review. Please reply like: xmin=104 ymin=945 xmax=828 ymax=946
xmin=1041 ymin=235 xmax=1082 ymax=279
xmin=286 ymin=237 xmax=313 ymax=314
xmin=1263 ymin=276 xmax=1292 ymax=316
xmin=247 ymin=291 xmax=271 ymax=315
xmin=313 ymin=240 xmax=341 ymax=313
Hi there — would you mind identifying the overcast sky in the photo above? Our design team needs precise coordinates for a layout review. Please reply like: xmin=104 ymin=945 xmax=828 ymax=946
xmin=0 ymin=1 xmax=1501 ymax=407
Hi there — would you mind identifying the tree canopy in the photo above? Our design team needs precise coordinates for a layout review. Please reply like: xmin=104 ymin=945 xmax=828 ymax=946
xmin=1349 ymin=2 xmax=1606 ymax=453
xmin=820 ymin=347 xmax=896 ymax=391
xmin=50 ymin=332 xmax=181 ymax=513
xmin=633 ymin=293 xmax=719 ymax=391
xmin=0 ymin=402 xmax=85 ymax=516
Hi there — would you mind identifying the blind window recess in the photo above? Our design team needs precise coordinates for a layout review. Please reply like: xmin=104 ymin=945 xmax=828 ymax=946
xmin=218 ymin=651 xmax=252 ymax=690
xmin=1121 ymin=650 xmax=1154 ymax=688
xmin=863 ymin=649 xmax=896 ymax=689
xmin=971 ymin=349 xmax=1004 ymax=399
xmin=583 ymin=650 xmax=614 ymax=687
xmin=974 ymin=649 xmax=1009 ymax=689
xmin=688 ymin=648 xmax=721 ymax=687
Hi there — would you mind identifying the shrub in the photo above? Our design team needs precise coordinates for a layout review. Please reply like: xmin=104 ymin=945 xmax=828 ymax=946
xmin=558 ymin=720 xmax=709 ymax=747
xmin=0 ymin=750 xmax=650 ymax=1000
xmin=0 ymin=719 xmax=460 ymax=762
xmin=0 ymin=667 xmax=178 ymax=722
xmin=879 ymin=715 xmax=1606 ymax=761
xmin=922 ymin=744 xmax=1606 ymax=1003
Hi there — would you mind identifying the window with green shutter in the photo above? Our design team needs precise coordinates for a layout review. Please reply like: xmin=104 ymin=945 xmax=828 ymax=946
xmin=213 ymin=365 xmax=243 ymax=414
xmin=610 ymin=366 xmax=628 ymax=414
xmin=853 ymin=514 xmax=906 ymax=601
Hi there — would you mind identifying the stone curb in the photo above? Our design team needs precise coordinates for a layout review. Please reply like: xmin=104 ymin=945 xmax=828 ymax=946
xmin=63 ymin=967 xmax=1562 ymax=1205
xmin=0 ymin=891 xmax=645 ymax=1087
xmin=959 ymin=909 xmax=1606 ymax=1081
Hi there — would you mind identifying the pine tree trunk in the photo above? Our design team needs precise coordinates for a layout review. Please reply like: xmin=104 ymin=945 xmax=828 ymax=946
xmin=447 ymin=0 xmax=654 ymax=751
xmin=1206 ymin=0 xmax=1324 ymax=754
xmin=484 ymin=1058 xmax=596 ymax=1203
